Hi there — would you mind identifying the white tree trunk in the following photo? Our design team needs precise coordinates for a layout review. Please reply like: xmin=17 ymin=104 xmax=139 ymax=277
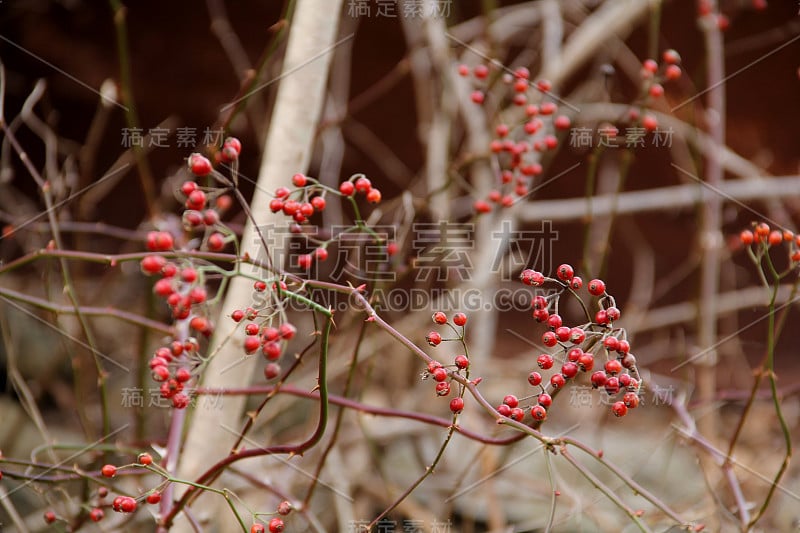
xmin=173 ymin=1 xmax=344 ymax=530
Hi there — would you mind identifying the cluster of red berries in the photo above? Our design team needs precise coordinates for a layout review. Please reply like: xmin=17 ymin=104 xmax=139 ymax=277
xmin=74 ymin=455 xmax=161 ymax=523
xmin=458 ymin=64 xmax=569 ymax=214
xmin=267 ymin=173 xmax=383 ymax=269
xmin=508 ymin=264 xmax=642 ymax=419
xmin=739 ymin=222 xmax=800 ymax=262
xmin=423 ymin=311 xmax=471 ymax=414
xmin=148 ymin=341 xmax=196 ymax=409
xmin=625 ymin=49 xmax=683 ymax=133
xmin=179 ymin=179 xmax=233 ymax=252
xmin=141 ymin=257 xmax=215 ymax=330
xmin=231 ymin=304 xmax=296 ymax=381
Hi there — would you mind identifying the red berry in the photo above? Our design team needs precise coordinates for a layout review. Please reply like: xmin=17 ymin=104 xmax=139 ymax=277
xmin=432 ymin=311 xmax=447 ymax=324
xmin=263 ymin=361 xmax=281 ymax=379
xmin=542 ymin=331 xmax=557 ymax=347
xmin=604 ymin=376 xmax=620 ymax=395
xmin=151 ymin=365 xmax=169 ymax=382
xmin=528 ymin=371 xmax=542 ymax=386
xmin=649 ymin=83 xmax=664 ymax=98
xmin=547 ymin=314 xmax=562 ymax=329
xmin=595 ymin=309 xmax=609 ymax=325
xmin=223 ymin=136 xmax=241 ymax=154
xmin=538 ymin=393 xmax=552 ymax=408
xmin=497 ymin=404 xmax=512 ymax=417
xmin=44 ymin=511 xmax=56 ymax=524
xmin=449 ymin=397 xmax=465 ymax=413
xmin=101 ymin=464 xmax=117 ymax=478
xmin=570 ymin=327 xmax=586 ymax=344
xmin=605 ymin=359 xmax=623 ymax=375
xmin=537 ymin=353 xmax=554 ymax=369
xmin=642 ymin=114 xmax=658 ymax=132
xmin=186 ymin=189 xmax=207 ymax=211
xmin=453 ymin=313 xmax=467 ymax=326
xmin=244 ymin=335 xmax=261 ymax=354
xmin=366 ymin=188 xmax=382 ymax=204
xmin=432 ymin=367 xmax=448 ymax=382
xmin=536 ymin=79 xmax=552 ymax=92
xmin=520 ymin=269 xmax=545 ymax=286
xmin=588 ymin=279 xmax=606 ymax=296
xmin=181 ymin=180 xmax=198 ymax=196
xmin=426 ymin=331 xmax=442 ymax=346
xmin=567 ymin=348 xmax=583 ymax=362
xmin=311 ymin=195 xmax=327 ymax=211
xmin=474 ymin=200 xmax=492 ymax=214
xmin=119 ymin=497 xmax=137 ymax=513
xmin=578 ymin=353 xmax=595 ymax=372
xmin=532 ymin=295 xmax=548 ymax=311
xmin=262 ymin=341 xmax=282 ymax=360
xmin=533 ymin=309 xmax=549 ymax=322
xmin=662 ymin=49 xmax=681 ymax=64
xmin=339 ymin=181 xmax=355 ymax=196
xmin=550 ymin=373 xmax=566 ymax=389
xmin=90 ymin=508 xmax=104 ymax=522
xmin=554 ymin=115 xmax=571 ymax=130
xmin=292 ymin=173 xmax=307 ymax=187
xmin=643 ymin=59 xmax=658 ymax=74
xmin=268 ymin=518 xmax=285 ymax=533
xmin=561 ymin=362 xmax=579 ymax=379
xmin=606 ymin=307 xmax=621 ymax=321
xmin=188 ymin=153 xmax=212 ymax=176
xmin=251 ymin=525 xmax=266 ymax=533
xmin=220 ymin=145 xmax=238 ymax=162
xmin=454 ymin=355 xmax=469 ymax=369
xmin=141 ymin=255 xmax=166 ymax=275
xmin=138 ymin=453 xmax=153 ymax=465
xmin=208 ymin=232 xmax=225 ymax=251
xmin=427 ymin=360 xmax=442 ymax=373
xmin=503 ymin=394 xmax=519 ymax=408
xmin=355 ymin=177 xmax=372 ymax=193
xmin=510 ymin=407 xmax=525 ymax=421
xmin=540 ymin=102 xmax=557 ymax=115
xmin=279 ymin=323 xmax=297 ymax=340
xmin=172 ymin=393 xmax=189 ymax=409
xmin=570 ymin=276 xmax=583 ymax=290
xmin=623 ymin=392 xmax=640 ymax=409
xmin=618 ymin=340 xmax=631 ymax=355
xmin=591 ymin=370 xmax=607 ymax=388
xmin=473 ymin=64 xmax=488 ymax=79
xmin=665 ymin=64 xmax=682 ymax=81
xmin=603 ymin=336 xmax=620 ymax=351
xmin=470 ymin=90 xmax=485 ymax=104
xmin=457 ymin=64 xmax=469 ymax=76
xmin=231 ymin=309 xmax=245 ymax=322
xmin=435 ymin=381 xmax=451 ymax=396
xmin=531 ymin=405 xmax=547 ymax=421
xmin=555 ymin=326 xmax=571 ymax=342
xmin=612 ymin=401 xmax=628 ymax=417
xmin=556 ymin=263 xmax=574 ymax=281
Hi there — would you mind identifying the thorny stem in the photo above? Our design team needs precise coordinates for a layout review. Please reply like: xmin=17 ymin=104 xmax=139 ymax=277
xmin=560 ymin=446 xmax=651 ymax=533
xmin=365 ymin=414 xmax=459 ymax=531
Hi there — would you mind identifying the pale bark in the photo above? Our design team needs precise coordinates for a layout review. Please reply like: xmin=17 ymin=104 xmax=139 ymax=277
xmin=173 ymin=1 xmax=344 ymax=530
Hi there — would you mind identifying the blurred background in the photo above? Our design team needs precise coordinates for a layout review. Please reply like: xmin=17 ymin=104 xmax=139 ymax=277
xmin=1 ymin=1 xmax=800 ymax=531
